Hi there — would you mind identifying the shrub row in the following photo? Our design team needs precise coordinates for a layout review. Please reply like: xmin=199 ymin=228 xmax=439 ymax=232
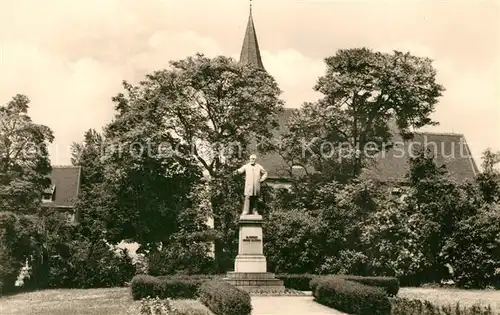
xmin=313 ymin=276 xmax=391 ymax=315
xmin=336 ymin=275 xmax=400 ymax=296
xmin=275 ymin=273 xmax=400 ymax=296
xmin=275 ymin=273 xmax=316 ymax=291
xmin=131 ymin=273 xmax=400 ymax=315
xmin=130 ymin=275 xmax=204 ymax=300
xmin=131 ymin=275 xmax=252 ymax=315
xmin=199 ymin=280 xmax=252 ymax=315
xmin=310 ymin=275 xmax=326 ymax=292
xmin=391 ymin=298 xmax=496 ymax=315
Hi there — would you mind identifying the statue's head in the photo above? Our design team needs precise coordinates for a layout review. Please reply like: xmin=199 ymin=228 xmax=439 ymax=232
xmin=249 ymin=154 xmax=257 ymax=165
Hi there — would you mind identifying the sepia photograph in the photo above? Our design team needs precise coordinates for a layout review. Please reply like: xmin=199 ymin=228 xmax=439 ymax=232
xmin=0 ymin=0 xmax=499 ymax=314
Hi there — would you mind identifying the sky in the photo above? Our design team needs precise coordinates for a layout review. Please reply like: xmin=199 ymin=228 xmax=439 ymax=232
xmin=0 ymin=0 xmax=499 ymax=168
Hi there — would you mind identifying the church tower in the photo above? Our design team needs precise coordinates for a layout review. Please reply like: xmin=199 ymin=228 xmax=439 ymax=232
xmin=239 ymin=1 xmax=265 ymax=70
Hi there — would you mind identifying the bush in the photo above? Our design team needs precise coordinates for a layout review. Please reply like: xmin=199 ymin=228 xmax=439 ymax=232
xmin=276 ymin=273 xmax=399 ymax=296
xmin=170 ymin=299 xmax=214 ymax=315
xmin=0 ymin=212 xmax=39 ymax=295
xmin=199 ymin=280 xmax=252 ymax=315
xmin=139 ymin=296 xmax=213 ymax=315
xmin=336 ymin=275 xmax=400 ymax=296
xmin=130 ymin=275 xmax=205 ymax=300
xmin=263 ymin=209 xmax=326 ymax=274
xmin=131 ymin=275 xmax=162 ymax=300
xmin=441 ymin=204 xmax=500 ymax=289
xmin=147 ymin=242 xmax=216 ymax=276
xmin=276 ymin=273 xmax=317 ymax=291
xmin=310 ymin=276 xmax=325 ymax=294
xmin=314 ymin=277 xmax=391 ymax=315
xmin=0 ymin=244 xmax=20 ymax=296
xmin=140 ymin=296 xmax=170 ymax=315
xmin=391 ymin=298 xmax=495 ymax=315
xmin=161 ymin=279 xmax=203 ymax=299
xmin=360 ymin=195 xmax=431 ymax=286
xmin=38 ymin=239 xmax=136 ymax=289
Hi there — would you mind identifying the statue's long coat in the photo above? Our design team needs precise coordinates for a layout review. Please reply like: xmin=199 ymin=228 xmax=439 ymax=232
xmin=236 ymin=163 xmax=268 ymax=196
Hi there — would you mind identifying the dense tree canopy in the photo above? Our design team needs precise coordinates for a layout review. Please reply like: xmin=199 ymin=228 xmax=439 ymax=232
xmin=109 ymin=53 xmax=284 ymax=177
xmin=476 ymin=148 xmax=500 ymax=203
xmin=0 ymin=95 xmax=54 ymax=213
xmin=72 ymin=54 xmax=284 ymax=264
xmin=279 ymin=48 xmax=445 ymax=182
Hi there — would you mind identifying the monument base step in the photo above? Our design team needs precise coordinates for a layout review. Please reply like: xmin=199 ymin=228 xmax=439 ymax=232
xmin=223 ymin=271 xmax=285 ymax=293
xmin=231 ymin=285 xmax=286 ymax=294
xmin=225 ymin=272 xmax=276 ymax=280
xmin=223 ymin=278 xmax=284 ymax=287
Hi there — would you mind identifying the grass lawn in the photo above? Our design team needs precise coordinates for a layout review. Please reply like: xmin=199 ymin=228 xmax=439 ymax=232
xmin=398 ymin=287 xmax=500 ymax=313
xmin=0 ymin=287 xmax=139 ymax=315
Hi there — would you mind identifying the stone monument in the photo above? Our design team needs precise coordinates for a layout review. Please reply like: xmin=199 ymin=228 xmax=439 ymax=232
xmin=223 ymin=154 xmax=285 ymax=293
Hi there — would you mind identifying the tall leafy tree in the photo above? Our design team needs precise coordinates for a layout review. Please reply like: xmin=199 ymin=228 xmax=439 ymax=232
xmin=70 ymin=129 xmax=107 ymax=239
xmin=280 ymin=48 xmax=444 ymax=182
xmin=96 ymin=95 xmax=203 ymax=252
xmin=71 ymin=128 xmax=104 ymax=190
xmin=104 ymin=53 xmax=283 ymax=270
xmin=0 ymin=94 xmax=54 ymax=213
xmin=0 ymin=95 xmax=53 ymax=293
xmin=476 ymin=148 xmax=500 ymax=203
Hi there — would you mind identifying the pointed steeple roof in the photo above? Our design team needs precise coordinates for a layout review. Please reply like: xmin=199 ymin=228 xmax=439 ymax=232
xmin=239 ymin=2 xmax=265 ymax=70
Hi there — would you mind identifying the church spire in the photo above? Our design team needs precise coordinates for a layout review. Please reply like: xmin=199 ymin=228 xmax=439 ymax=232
xmin=239 ymin=0 xmax=265 ymax=70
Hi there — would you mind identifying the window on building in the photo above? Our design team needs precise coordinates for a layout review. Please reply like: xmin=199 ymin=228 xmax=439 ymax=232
xmin=391 ymin=187 xmax=401 ymax=195
xmin=42 ymin=185 xmax=56 ymax=202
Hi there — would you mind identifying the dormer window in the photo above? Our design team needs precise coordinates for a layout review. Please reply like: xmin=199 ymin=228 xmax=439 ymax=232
xmin=42 ymin=185 xmax=56 ymax=203
xmin=391 ymin=187 xmax=401 ymax=195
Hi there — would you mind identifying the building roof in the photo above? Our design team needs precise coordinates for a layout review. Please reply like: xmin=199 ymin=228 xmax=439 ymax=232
xmin=239 ymin=5 xmax=265 ymax=70
xmin=258 ymin=109 xmax=479 ymax=183
xmin=42 ymin=165 xmax=81 ymax=208
xmin=363 ymin=132 xmax=479 ymax=183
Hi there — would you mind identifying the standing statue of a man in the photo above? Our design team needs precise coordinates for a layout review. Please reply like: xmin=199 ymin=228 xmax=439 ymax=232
xmin=234 ymin=154 xmax=268 ymax=215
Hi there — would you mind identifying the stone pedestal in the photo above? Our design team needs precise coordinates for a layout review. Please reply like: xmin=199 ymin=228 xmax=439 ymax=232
xmin=223 ymin=214 xmax=285 ymax=293
xmin=234 ymin=214 xmax=266 ymax=272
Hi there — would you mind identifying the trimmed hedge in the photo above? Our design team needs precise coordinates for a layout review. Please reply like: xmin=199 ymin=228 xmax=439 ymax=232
xmin=131 ymin=275 xmax=160 ymax=299
xmin=199 ymin=279 xmax=252 ymax=315
xmin=336 ymin=275 xmax=400 ymax=296
xmin=276 ymin=273 xmax=399 ymax=296
xmin=310 ymin=275 xmax=328 ymax=293
xmin=130 ymin=274 xmax=204 ymax=300
xmin=276 ymin=273 xmax=316 ymax=291
xmin=314 ymin=277 xmax=391 ymax=315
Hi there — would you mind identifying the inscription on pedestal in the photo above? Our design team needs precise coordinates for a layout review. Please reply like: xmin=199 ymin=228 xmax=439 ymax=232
xmin=243 ymin=236 xmax=261 ymax=242
xmin=241 ymin=235 xmax=262 ymax=255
